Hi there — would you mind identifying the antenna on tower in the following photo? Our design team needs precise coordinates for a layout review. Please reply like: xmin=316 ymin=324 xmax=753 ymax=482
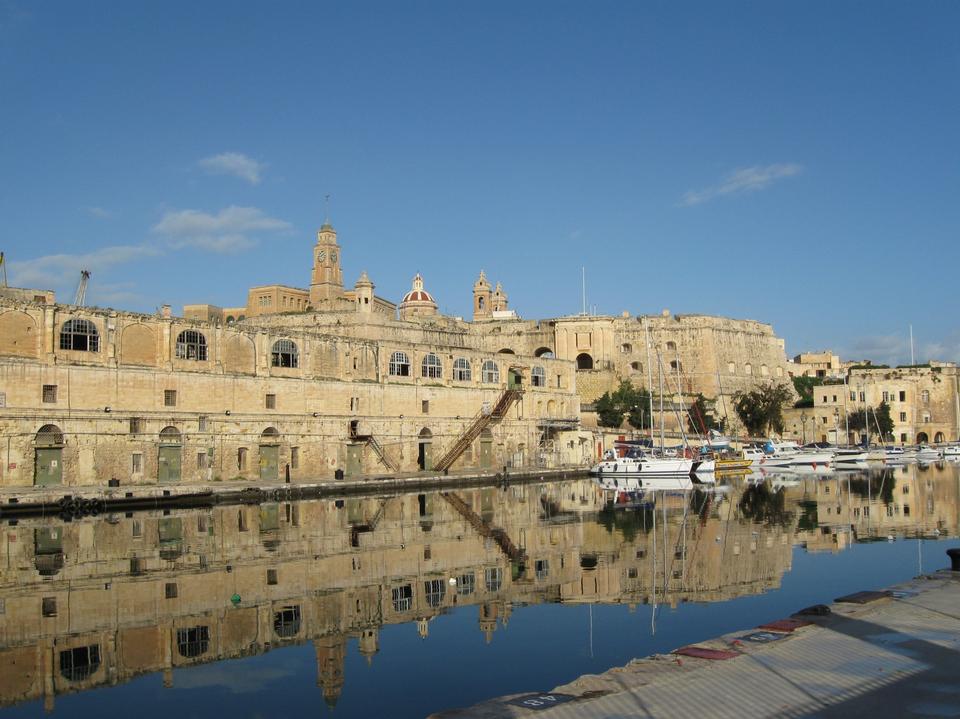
xmin=324 ymin=194 xmax=331 ymax=224
xmin=581 ymin=266 xmax=587 ymax=316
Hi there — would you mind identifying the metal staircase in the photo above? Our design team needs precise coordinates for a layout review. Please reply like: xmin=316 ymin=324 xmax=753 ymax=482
xmin=433 ymin=389 xmax=523 ymax=472
xmin=365 ymin=435 xmax=399 ymax=472
xmin=439 ymin=492 xmax=524 ymax=563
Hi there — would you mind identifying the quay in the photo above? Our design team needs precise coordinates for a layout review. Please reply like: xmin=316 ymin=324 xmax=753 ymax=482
xmin=435 ymin=555 xmax=960 ymax=719
xmin=0 ymin=465 xmax=588 ymax=518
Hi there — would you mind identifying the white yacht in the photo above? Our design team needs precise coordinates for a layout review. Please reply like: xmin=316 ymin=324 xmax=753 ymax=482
xmin=916 ymin=445 xmax=943 ymax=461
xmin=943 ymin=444 xmax=960 ymax=458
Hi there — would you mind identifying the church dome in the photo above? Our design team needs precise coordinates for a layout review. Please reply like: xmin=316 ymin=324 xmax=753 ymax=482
xmin=399 ymin=273 xmax=438 ymax=319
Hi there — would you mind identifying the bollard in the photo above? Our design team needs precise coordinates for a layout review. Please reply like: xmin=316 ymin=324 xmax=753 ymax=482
xmin=948 ymin=548 xmax=960 ymax=571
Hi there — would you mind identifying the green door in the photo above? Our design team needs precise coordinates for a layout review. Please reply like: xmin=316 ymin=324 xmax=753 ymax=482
xmin=418 ymin=441 xmax=433 ymax=472
xmin=259 ymin=504 xmax=280 ymax=531
xmin=34 ymin=448 xmax=63 ymax=486
xmin=259 ymin=445 xmax=279 ymax=481
xmin=346 ymin=445 xmax=363 ymax=477
xmin=158 ymin=446 xmax=181 ymax=483
xmin=479 ymin=440 xmax=493 ymax=469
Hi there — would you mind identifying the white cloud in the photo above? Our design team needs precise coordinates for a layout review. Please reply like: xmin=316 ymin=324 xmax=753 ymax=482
xmin=152 ymin=206 xmax=292 ymax=253
xmin=7 ymin=245 xmax=160 ymax=296
xmin=679 ymin=163 xmax=803 ymax=207
xmin=838 ymin=332 xmax=960 ymax=366
xmin=198 ymin=152 xmax=264 ymax=184
xmin=87 ymin=206 xmax=114 ymax=219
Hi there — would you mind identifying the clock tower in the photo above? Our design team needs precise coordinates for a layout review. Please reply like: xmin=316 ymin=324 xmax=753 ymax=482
xmin=309 ymin=222 xmax=344 ymax=306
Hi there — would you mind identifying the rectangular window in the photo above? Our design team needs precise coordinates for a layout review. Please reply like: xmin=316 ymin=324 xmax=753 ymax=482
xmin=132 ymin=519 xmax=143 ymax=537
xmin=132 ymin=453 xmax=143 ymax=474
xmin=290 ymin=446 xmax=299 ymax=469
xmin=129 ymin=417 xmax=143 ymax=434
xmin=899 ymin=391 xmax=906 ymax=402
xmin=422 ymin=400 xmax=429 ymax=414
xmin=265 ymin=393 xmax=276 ymax=409
xmin=238 ymin=447 xmax=248 ymax=470
xmin=197 ymin=452 xmax=207 ymax=470
xmin=42 ymin=385 xmax=57 ymax=403
xmin=198 ymin=416 xmax=207 ymax=431
xmin=42 ymin=597 xmax=57 ymax=617
xmin=164 ymin=389 xmax=177 ymax=407
xmin=238 ymin=509 xmax=248 ymax=531
xmin=267 ymin=569 xmax=278 ymax=585
xmin=557 ymin=375 xmax=562 ymax=389
xmin=900 ymin=433 xmax=907 ymax=442
xmin=882 ymin=391 xmax=889 ymax=402
xmin=165 ymin=583 xmax=178 ymax=599
xmin=859 ymin=392 xmax=865 ymax=402
xmin=832 ymin=395 xmax=837 ymax=403
xmin=900 ymin=412 xmax=907 ymax=422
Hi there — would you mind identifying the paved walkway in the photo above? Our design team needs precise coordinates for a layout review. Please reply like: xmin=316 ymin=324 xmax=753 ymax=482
xmin=435 ymin=564 xmax=960 ymax=719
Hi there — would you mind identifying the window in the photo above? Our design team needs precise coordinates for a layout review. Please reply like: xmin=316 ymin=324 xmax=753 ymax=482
xmin=531 ymin=366 xmax=546 ymax=387
xmin=392 ymin=584 xmax=413 ymax=612
xmin=481 ymin=360 xmax=500 ymax=384
xmin=175 ymin=330 xmax=207 ymax=361
xmin=457 ymin=573 xmax=476 ymax=596
xmin=850 ymin=391 xmax=856 ymax=402
xmin=670 ymin=360 xmax=681 ymax=371
xmin=630 ymin=361 xmax=642 ymax=372
xmin=922 ymin=412 xmax=931 ymax=423
xmin=882 ymin=391 xmax=889 ymax=402
xmin=903 ymin=505 xmax=910 ymax=517
xmin=727 ymin=362 xmax=735 ymax=374
xmin=274 ymin=606 xmax=301 ymax=638
xmin=484 ymin=567 xmax=503 ymax=592
xmin=832 ymin=395 xmax=837 ymax=403
xmin=132 ymin=519 xmax=143 ymax=537
xmin=132 ymin=453 xmax=142 ymax=474
xmin=267 ymin=569 xmax=278 ymax=585
xmin=421 ymin=353 xmax=442 ymax=378
xmin=666 ymin=341 xmax=676 ymax=351
xmin=197 ymin=452 xmax=207 ymax=470
xmin=744 ymin=363 xmax=752 ymax=376
xmin=43 ymin=597 xmax=57 ymax=617
xmin=422 ymin=400 xmax=429 ymax=414
xmin=859 ymin=392 xmax=865 ymax=402
xmin=389 ymin=351 xmax=410 ymax=376
xmin=237 ymin=447 xmax=248 ymax=471
xmin=620 ymin=343 xmax=632 ymax=353
xmin=59 ymin=319 xmax=100 ymax=352
xmin=291 ymin=446 xmax=299 ymax=469
xmin=899 ymin=391 xmax=906 ymax=402
xmin=176 ymin=627 xmax=210 ymax=658
xmin=271 ymin=339 xmax=299 ymax=368
xmin=42 ymin=385 xmax=57 ymax=403
xmin=535 ymin=559 xmax=550 ymax=580
xmin=453 ymin=358 xmax=471 ymax=381
xmin=760 ymin=364 xmax=769 ymax=377
xmin=165 ymin=583 xmax=178 ymax=599
xmin=900 ymin=412 xmax=907 ymax=422
xmin=921 ymin=390 xmax=930 ymax=404
xmin=265 ymin=393 xmax=277 ymax=409
xmin=198 ymin=416 xmax=207 ymax=431
xmin=60 ymin=645 xmax=101 ymax=681
xmin=900 ymin=433 xmax=907 ymax=443
xmin=424 ymin=579 xmax=446 ymax=607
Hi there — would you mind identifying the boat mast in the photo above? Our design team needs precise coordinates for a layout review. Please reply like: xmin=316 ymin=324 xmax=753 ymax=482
xmin=645 ymin=321 xmax=655 ymax=441
xmin=658 ymin=349 xmax=665 ymax=453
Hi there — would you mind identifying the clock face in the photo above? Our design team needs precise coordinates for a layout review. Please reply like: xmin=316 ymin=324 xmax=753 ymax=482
xmin=330 ymin=251 xmax=338 ymax=263
xmin=317 ymin=250 xmax=326 ymax=262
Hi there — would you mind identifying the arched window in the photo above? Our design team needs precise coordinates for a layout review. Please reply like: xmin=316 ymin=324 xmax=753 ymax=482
xmin=531 ymin=366 xmax=546 ymax=387
xmin=453 ymin=357 xmax=471 ymax=381
xmin=728 ymin=361 xmax=736 ymax=374
xmin=176 ymin=626 xmax=210 ymax=658
xmin=497 ymin=348 xmax=515 ymax=355
xmin=389 ymin=351 xmax=410 ymax=376
xmin=59 ymin=319 xmax=99 ymax=352
xmin=576 ymin=353 xmax=593 ymax=370
xmin=670 ymin=360 xmax=682 ymax=372
xmin=620 ymin=343 xmax=632 ymax=353
xmin=744 ymin=363 xmax=753 ymax=376
xmin=481 ymin=360 xmax=500 ymax=384
xmin=760 ymin=364 xmax=769 ymax=377
xmin=271 ymin=339 xmax=299 ymax=368
xmin=59 ymin=645 xmax=101 ymax=682
xmin=666 ymin=341 xmax=676 ymax=351
xmin=630 ymin=361 xmax=642 ymax=372
xmin=776 ymin=366 xmax=783 ymax=378
xmin=921 ymin=390 xmax=930 ymax=404
xmin=421 ymin=353 xmax=442 ymax=379
xmin=175 ymin=330 xmax=207 ymax=361
xmin=225 ymin=315 xmax=236 ymax=324
xmin=36 ymin=424 xmax=64 ymax=446
xmin=534 ymin=347 xmax=555 ymax=358
xmin=159 ymin=426 xmax=182 ymax=443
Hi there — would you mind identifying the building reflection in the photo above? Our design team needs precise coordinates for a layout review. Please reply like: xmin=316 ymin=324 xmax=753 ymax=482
xmin=0 ymin=467 xmax=957 ymax=711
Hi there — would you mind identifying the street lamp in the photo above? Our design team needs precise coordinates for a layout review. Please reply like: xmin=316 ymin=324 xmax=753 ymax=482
xmin=800 ymin=411 xmax=808 ymax=445
xmin=834 ymin=409 xmax=840 ymax=446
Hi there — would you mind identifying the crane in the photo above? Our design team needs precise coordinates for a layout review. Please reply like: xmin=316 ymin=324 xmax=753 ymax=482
xmin=74 ymin=270 xmax=91 ymax=306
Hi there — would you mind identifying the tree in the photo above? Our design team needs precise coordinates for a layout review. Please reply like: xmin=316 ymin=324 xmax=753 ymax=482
xmin=687 ymin=394 xmax=719 ymax=434
xmin=732 ymin=383 xmax=793 ymax=437
xmin=593 ymin=380 xmax=652 ymax=430
xmin=875 ymin=400 xmax=894 ymax=441
xmin=847 ymin=401 xmax=894 ymax=443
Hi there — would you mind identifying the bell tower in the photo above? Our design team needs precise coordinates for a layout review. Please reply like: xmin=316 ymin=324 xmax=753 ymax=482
xmin=309 ymin=222 xmax=344 ymax=306
xmin=473 ymin=270 xmax=492 ymax=321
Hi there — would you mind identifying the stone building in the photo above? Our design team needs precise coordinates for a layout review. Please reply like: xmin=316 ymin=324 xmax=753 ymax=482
xmin=809 ymin=363 xmax=959 ymax=445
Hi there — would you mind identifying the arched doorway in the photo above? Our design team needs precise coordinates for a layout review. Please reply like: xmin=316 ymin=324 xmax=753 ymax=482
xmin=916 ymin=432 xmax=929 ymax=444
xmin=534 ymin=347 xmax=555 ymax=358
xmin=417 ymin=428 xmax=433 ymax=471
xmin=576 ymin=353 xmax=593 ymax=370
xmin=259 ymin=427 xmax=280 ymax=481
xmin=479 ymin=428 xmax=494 ymax=469
xmin=934 ymin=432 xmax=945 ymax=444
xmin=158 ymin=427 xmax=182 ymax=483
xmin=34 ymin=425 xmax=64 ymax=486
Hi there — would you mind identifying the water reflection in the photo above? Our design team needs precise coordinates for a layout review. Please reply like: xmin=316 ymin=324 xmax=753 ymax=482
xmin=0 ymin=463 xmax=957 ymax=713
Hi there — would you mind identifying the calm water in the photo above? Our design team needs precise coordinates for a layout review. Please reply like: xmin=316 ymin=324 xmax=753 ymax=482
xmin=2 ymin=462 xmax=958 ymax=718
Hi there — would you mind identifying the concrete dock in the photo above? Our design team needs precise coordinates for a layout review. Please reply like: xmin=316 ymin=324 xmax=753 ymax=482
xmin=0 ymin=465 xmax=589 ymax=518
xmin=434 ymin=560 xmax=960 ymax=719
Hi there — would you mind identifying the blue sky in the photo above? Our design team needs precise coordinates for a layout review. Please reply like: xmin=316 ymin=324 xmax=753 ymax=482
xmin=1 ymin=1 xmax=958 ymax=365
